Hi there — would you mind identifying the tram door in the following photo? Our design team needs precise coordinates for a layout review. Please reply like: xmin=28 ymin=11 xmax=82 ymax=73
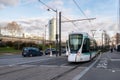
xmin=66 ymin=40 xmax=69 ymax=56
xmin=82 ymin=38 xmax=90 ymax=53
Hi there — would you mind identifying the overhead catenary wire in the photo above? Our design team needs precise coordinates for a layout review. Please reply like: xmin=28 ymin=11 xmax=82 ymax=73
xmin=38 ymin=0 xmax=57 ymax=12
xmin=38 ymin=0 xmax=77 ymax=31
xmin=38 ymin=0 xmax=91 ymax=32
xmin=73 ymin=0 xmax=88 ymax=18
xmin=61 ymin=15 xmax=81 ymax=30
xmin=73 ymin=0 xmax=94 ymax=28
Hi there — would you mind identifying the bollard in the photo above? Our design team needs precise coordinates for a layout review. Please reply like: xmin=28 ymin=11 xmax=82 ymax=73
xmin=50 ymin=50 xmax=52 ymax=56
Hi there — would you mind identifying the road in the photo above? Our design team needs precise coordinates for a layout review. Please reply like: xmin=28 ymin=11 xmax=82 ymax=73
xmin=0 ymin=51 xmax=120 ymax=80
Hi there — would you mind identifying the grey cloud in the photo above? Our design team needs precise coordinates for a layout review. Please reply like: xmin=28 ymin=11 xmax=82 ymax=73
xmin=0 ymin=0 xmax=19 ymax=8
xmin=0 ymin=16 xmax=118 ymax=41
xmin=0 ymin=4 xmax=5 ymax=9
xmin=17 ymin=18 xmax=46 ymax=36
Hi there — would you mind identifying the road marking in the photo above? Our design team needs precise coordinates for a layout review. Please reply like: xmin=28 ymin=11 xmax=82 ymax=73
xmin=96 ymin=58 xmax=108 ymax=69
xmin=112 ymin=70 xmax=115 ymax=72
xmin=40 ymin=65 xmax=60 ymax=67
xmin=110 ymin=59 xmax=120 ymax=61
xmin=60 ymin=63 xmax=69 ymax=66
xmin=0 ymin=58 xmax=53 ymax=67
xmin=21 ymin=65 xmax=37 ymax=67
xmin=10 ymin=58 xmax=52 ymax=65
xmin=72 ymin=54 xmax=101 ymax=80
xmin=0 ymin=66 xmax=5 ymax=67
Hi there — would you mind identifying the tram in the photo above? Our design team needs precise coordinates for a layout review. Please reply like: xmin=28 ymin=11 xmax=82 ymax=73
xmin=67 ymin=32 xmax=98 ymax=62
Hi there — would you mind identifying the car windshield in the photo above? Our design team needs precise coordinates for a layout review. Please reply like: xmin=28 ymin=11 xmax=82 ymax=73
xmin=24 ymin=47 xmax=39 ymax=52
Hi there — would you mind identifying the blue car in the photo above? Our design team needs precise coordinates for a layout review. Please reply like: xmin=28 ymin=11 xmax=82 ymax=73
xmin=22 ymin=47 xmax=43 ymax=57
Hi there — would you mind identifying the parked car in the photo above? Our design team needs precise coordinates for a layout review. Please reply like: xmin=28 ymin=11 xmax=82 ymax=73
xmin=22 ymin=47 xmax=43 ymax=57
xmin=61 ymin=48 xmax=66 ymax=53
xmin=44 ymin=48 xmax=58 ymax=55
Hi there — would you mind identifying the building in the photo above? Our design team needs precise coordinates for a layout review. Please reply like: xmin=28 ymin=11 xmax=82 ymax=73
xmin=116 ymin=33 xmax=120 ymax=44
xmin=111 ymin=33 xmax=120 ymax=47
xmin=49 ymin=18 xmax=56 ymax=41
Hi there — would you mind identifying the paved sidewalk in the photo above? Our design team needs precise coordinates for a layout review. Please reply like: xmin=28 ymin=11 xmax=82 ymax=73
xmin=80 ymin=51 xmax=120 ymax=80
xmin=100 ymin=50 xmax=120 ymax=59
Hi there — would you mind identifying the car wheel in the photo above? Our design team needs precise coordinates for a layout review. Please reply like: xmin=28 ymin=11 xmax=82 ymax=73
xmin=22 ymin=53 xmax=25 ymax=57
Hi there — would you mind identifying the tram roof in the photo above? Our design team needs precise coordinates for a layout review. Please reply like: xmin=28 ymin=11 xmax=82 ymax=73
xmin=69 ymin=32 xmax=93 ymax=39
xmin=69 ymin=32 xmax=88 ymax=36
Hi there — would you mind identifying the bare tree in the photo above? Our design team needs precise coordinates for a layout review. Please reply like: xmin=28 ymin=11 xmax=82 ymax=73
xmin=5 ymin=21 xmax=22 ymax=37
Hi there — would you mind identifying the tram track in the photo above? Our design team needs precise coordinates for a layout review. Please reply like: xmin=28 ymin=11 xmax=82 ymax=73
xmin=0 ymin=56 xmax=66 ymax=77
xmin=50 ymin=53 xmax=101 ymax=80
xmin=0 ymin=53 xmax=100 ymax=80
xmin=0 ymin=66 xmax=34 ymax=76
xmin=0 ymin=60 xmax=98 ymax=80
xmin=50 ymin=63 xmax=83 ymax=80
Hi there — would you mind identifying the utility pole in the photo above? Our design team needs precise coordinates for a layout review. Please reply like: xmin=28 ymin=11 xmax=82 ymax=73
xmin=55 ymin=10 xmax=58 ymax=57
xmin=101 ymin=30 xmax=105 ymax=51
xmin=102 ymin=32 xmax=103 ymax=51
xmin=119 ymin=0 xmax=120 ymax=32
xmin=0 ymin=27 xmax=1 ymax=36
xmin=45 ymin=25 xmax=47 ymax=44
xmin=59 ymin=12 xmax=61 ymax=56
xmin=0 ymin=27 xmax=1 ymax=41
xmin=38 ymin=0 xmax=59 ymax=56
xmin=91 ymin=30 xmax=96 ymax=38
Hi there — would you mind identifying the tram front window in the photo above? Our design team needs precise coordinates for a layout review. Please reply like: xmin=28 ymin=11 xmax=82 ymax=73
xmin=69 ymin=34 xmax=83 ymax=53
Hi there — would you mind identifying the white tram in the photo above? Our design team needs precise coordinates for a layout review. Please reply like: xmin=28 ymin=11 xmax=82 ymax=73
xmin=66 ymin=32 xmax=98 ymax=62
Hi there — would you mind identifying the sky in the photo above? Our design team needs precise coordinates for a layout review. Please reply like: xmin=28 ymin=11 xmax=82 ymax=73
xmin=0 ymin=0 xmax=119 ymax=41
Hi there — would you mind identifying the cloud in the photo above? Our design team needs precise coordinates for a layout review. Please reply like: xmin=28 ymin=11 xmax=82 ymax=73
xmin=0 ymin=0 xmax=19 ymax=8
xmin=0 ymin=4 xmax=5 ymax=9
xmin=47 ymin=0 xmax=64 ymax=10
xmin=0 ymin=0 xmax=19 ymax=6
xmin=0 ymin=0 xmax=118 ymax=41
xmin=16 ymin=18 xmax=47 ymax=36
xmin=0 ymin=15 xmax=118 ymax=41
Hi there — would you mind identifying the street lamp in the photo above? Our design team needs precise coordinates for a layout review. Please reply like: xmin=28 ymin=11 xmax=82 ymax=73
xmin=118 ymin=0 xmax=120 ymax=29
xmin=0 ymin=27 xmax=1 ymax=36
xmin=100 ymin=30 xmax=106 ymax=51
xmin=44 ymin=24 xmax=47 ymax=44
xmin=38 ymin=0 xmax=59 ymax=56
xmin=47 ymin=7 xmax=59 ymax=57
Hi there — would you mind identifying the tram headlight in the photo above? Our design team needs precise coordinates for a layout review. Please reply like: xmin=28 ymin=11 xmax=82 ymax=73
xmin=77 ymin=52 xmax=81 ymax=56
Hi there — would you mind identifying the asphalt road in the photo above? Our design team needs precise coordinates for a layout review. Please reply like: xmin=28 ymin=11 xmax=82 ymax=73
xmin=0 ymin=51 xmax=120 ymax=80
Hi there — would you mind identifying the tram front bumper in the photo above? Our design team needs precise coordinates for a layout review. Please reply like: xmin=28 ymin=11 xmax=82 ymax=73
xmin=68 ymin=54 xmax=90 ymax=62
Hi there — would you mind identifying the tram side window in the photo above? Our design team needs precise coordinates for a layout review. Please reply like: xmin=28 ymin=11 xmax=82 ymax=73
xmin=82 ymin=38 xmax=90 ymax=53
xmin=90 ymin=40 xmax=97 ymax=51
xmin=90 ymin=40 xmax=94 ymax=51
xmin=94 ymin=41 xmax=97 ymax=50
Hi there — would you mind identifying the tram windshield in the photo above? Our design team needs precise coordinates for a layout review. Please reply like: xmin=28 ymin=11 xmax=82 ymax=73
xmin=69 ymin=34 xmax=83 ymax=53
